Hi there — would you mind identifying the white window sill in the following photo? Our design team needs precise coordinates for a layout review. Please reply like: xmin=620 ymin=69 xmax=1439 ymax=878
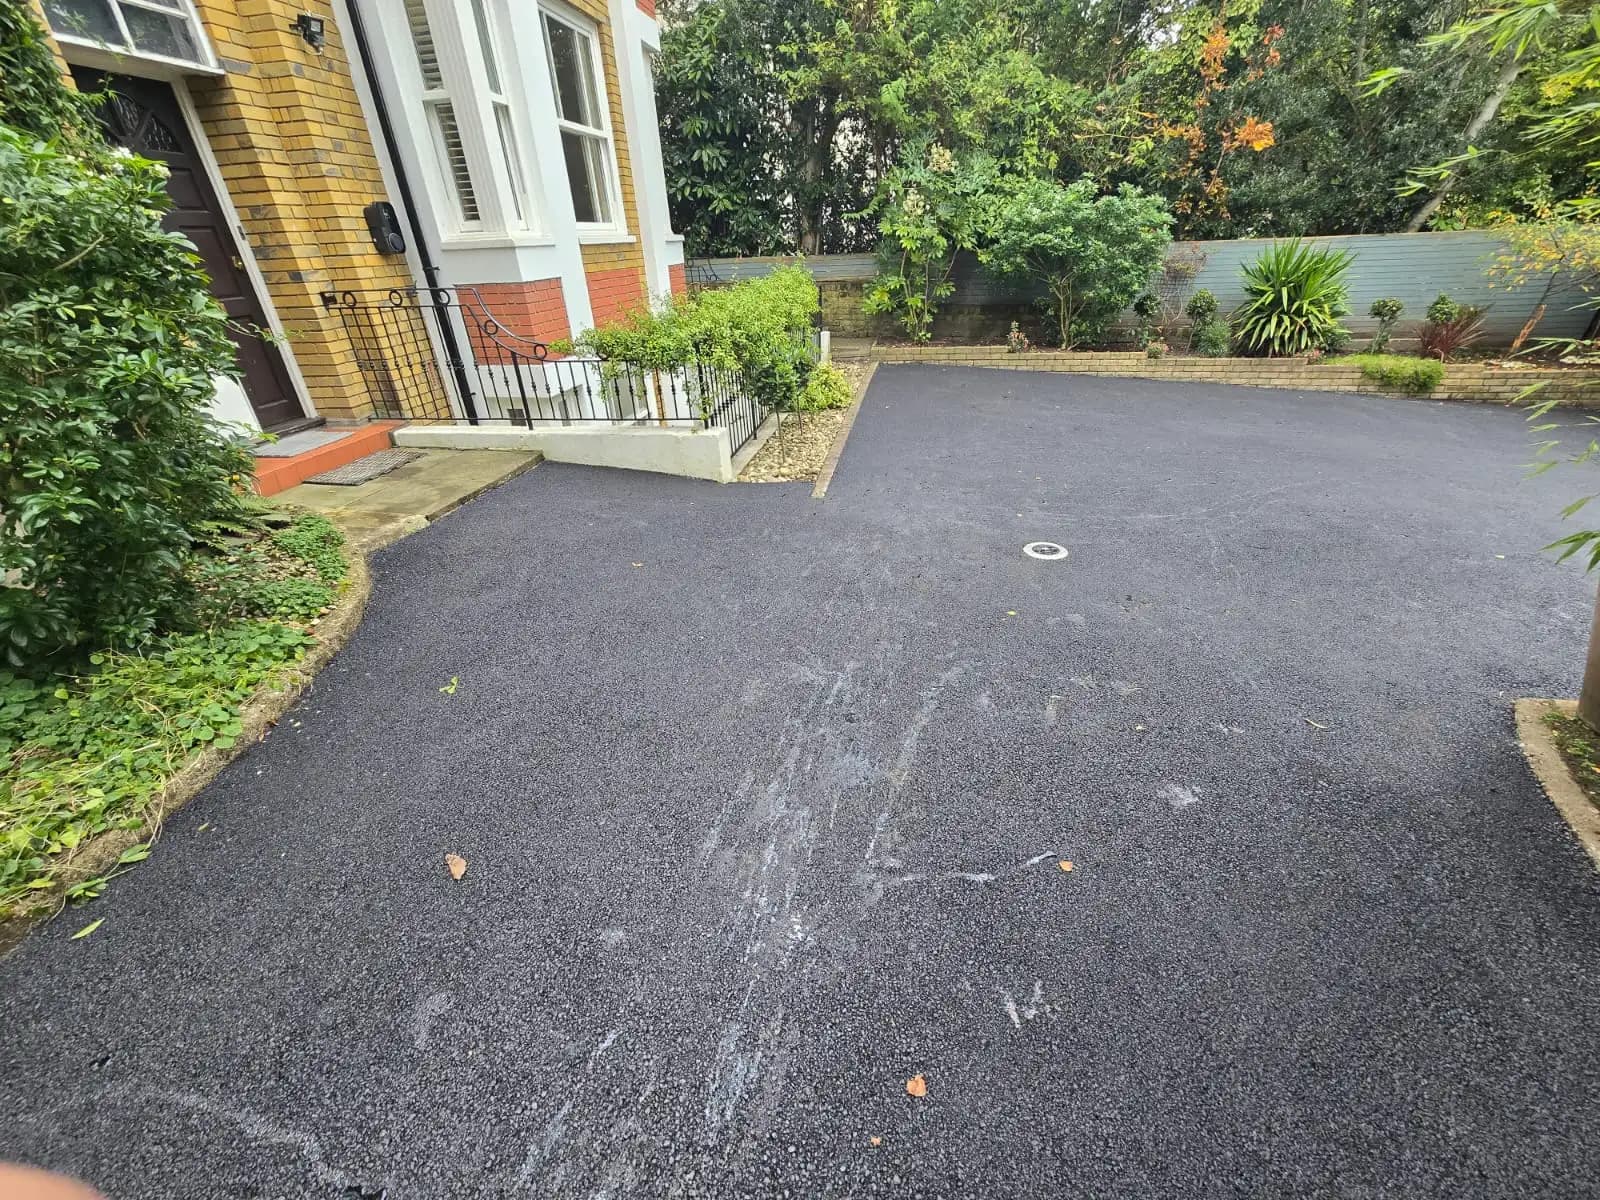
xmin=438 ymin=232 xmax=559 ymax=251
xmin=577 ymin=229 xmax=636 ymax=245
xmin=665 ymin=234 xmax=686 ymax=245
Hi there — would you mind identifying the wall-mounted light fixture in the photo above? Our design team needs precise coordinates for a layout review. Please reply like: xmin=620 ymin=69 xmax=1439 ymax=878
xmin=289 ymin=13 xmax=326 ymax=50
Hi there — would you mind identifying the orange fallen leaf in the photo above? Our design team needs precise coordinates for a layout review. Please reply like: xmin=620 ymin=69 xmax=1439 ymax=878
xmin=1058 ymin=860 xmax=1074 ymax=872
xmin=905 ymin=1074 xmax=927 ymax=1098
xmin=445 ymin=853 xmax=467 ymax=880
xmin=869 ymin=1136 xmax=882 ymax=1147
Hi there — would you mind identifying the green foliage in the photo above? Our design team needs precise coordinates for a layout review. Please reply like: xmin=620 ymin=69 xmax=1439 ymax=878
xmin=1146 ymin=340 xmax=1169 ymax=359
xmin=1234 ymin=239 xmax=1353 ymax=356
xmin=797 ymin=361 xmax=854 ymax=411
xmin=1344 ymin=352 xmax=1444 ymax=390
xmin=569 ymin=268 xmax=821 ymax=412
xmin=0 ymin=29 xmax=254 ymax=671
xmin=862 ymin=145 xmax=996 ymax=341
xmin=980 ymin=177 xmax=1174 ymax=348
xmin=1193 ymin=319 xmax=1233 ymax=356
xmin=1426 ymin=292 xmax=1462 ymax=324
xmin=1369 ymin=297 xmax=1405 ymax=351
xmin=1185 ymin=288 xmax=1219 ymax=325
xmin=1007 ymin=321 xmax=1031 ymax=353
xmin=0 ymin=620 xmax=313 ymax=915
xmin=0 ymin=510 xmax=346 ymax=913
xmin=1545 ymin=712 xmax=1600 ymax=806
xmin=0 ymin=4 xmax=96 ymax=140
xmin=271 ymin=514 xmax=346 ymax=584
xmin=1418 ymin=299 xmax=1486 ymax=359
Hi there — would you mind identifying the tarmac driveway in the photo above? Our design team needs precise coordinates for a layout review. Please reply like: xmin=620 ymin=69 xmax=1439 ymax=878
xmin=4 ymin=365 xmax=1600 ymax=1197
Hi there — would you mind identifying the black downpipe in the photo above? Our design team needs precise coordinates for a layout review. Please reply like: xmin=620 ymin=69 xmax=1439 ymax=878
xmin=344 ymin=0 xmax=480 ymax=424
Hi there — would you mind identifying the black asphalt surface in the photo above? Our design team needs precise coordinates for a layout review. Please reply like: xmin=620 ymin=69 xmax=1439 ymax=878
xmin=5 ymin=366 xmax=1600 ymax=1199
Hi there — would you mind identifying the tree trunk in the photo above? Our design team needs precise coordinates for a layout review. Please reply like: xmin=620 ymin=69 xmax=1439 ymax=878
xmin=1580 ymin=589 xmax=1600 ymax=731
xmin=1351 ymin=0 xmax=1369 ymax=85
xmin=1404 ymin=53 xmax=1521 ymax=232
xmin=793 ymin=101 xmax=841 ymax=255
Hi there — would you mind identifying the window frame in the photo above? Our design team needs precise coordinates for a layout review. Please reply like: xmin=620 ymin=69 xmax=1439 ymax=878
xmin=403 ymin=0 xmax=483 ymax=230
xmin=43 ymin=0 xmax=220 ymax=74
xmin=538 ymin=3 xmax=626 ymax=237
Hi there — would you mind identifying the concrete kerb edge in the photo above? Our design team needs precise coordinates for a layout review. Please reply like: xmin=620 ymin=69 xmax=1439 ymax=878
xmin=812 ymin=361 xmax=878 ymax=500
xmin=730 ymin=412 xmax=782 ymax=480
xmin=1514 ymin=697 xmax=1600 ymax=872
xmin=0 ymin=534 xmax=375 ymax=957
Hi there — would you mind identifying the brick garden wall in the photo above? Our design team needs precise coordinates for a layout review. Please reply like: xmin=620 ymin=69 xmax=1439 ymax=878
xmin=868 ymin=347 xmax=1600 ymax=408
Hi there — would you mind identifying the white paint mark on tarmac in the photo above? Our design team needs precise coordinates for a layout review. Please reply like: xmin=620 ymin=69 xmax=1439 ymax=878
xmin=515 ymin=1098 xmax=573 ymax=1188
xmin=598 ymin=927 xmax=626 ymax=949
xmin=1045 ymin=695 xmax=1064 ymax=724
xmin=411 ymin=990 xmax=454 ymax=1050
xmin=103 ymin=1086 xmax=373 ymax=1192
xmin=588 ymin=1027 xmax=622 ymax=1070
xmin=1160 ymin=783 xmax=1203 ymax=809
xmin=1001 ymin=981 xmax=1053 ymax=1028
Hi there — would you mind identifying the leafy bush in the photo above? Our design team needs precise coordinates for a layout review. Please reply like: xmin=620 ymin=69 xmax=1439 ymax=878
xmin=980 ymin=177 xmax=1173 ymax=349
xmin=1368 ymin=297 xmax=1404 ymax=352
xmin=0 ymin=621 xmax=314 ymax=914
xmin=1344 ymin=353 xmax=1444 ymax=391
xmin=1426 ymin=293 xmax=1462 ymax=325
xmin=1233 ymin=240 xmax=1353 ymax=357
xmin=1193 ymin=320 xmax=1232 ymax=357
xmin=0 ymin=39 xmax=253 ymax=671
xmin=271 ymin=513 xmax=347 ymax=583
xmin=1006 ymin=322 xmax=1030 ymax=353
xmin=1418 ymin=296 xmax=1486 ymax=361
xmin=1146 ymin=340 xmax=1168 ymax=359
xmin=863 ymin=144 xmax=993 ymax=341
xmin=1323 ymin=326 xmax=1353 ymax=355
xmin=568 ymin=268 xmax=821 ymax=412
xmin=0 ymin=509 xmax=346 ymax=913
xmin=798 ymin=362 xmax=854 ymax=411
xmin=1185 ymin=288 xmax=1219 ymax=326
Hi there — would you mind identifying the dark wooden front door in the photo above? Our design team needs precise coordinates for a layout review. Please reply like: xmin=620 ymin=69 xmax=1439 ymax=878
xmin=73 ymin=70 xmax=306 ymax=431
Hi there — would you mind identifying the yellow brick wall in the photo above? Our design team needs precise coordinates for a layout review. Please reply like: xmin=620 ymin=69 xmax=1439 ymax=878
xmin=569 ymin=0 xmax=647 ymax=310
xmin=184 ymin=0 xmax=414 ymax=421
xmin=33 ymin=0 xmax=413 ymax=422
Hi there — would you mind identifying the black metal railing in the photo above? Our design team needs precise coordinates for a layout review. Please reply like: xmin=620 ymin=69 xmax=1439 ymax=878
xmin=320 ymin=287 xmax=771 ymax=454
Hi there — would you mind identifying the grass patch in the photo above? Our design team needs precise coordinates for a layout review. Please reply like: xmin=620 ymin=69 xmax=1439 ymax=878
xmin=1545 ymin=712 xmax=1600 ymax=813
xmin=0 ymin=512 xmax=348 ymax=919
xmin=1339 ymin=353 xmax=1445 ymax=392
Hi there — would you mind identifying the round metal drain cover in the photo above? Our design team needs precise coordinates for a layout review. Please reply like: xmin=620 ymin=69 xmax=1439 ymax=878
xmin=1023 ymin=541 xmax=1069 ymax=561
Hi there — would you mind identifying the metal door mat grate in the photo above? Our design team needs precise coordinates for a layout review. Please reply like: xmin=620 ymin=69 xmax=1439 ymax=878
xmin=304 ymin=448 xmax=423 ymax=486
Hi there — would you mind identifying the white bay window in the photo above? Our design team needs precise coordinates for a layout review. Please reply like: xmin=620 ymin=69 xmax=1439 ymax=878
xmin=540 ymin=6 xmax=622 ymax=231
xmin=396 ymin=0 xmax=537 ymax=238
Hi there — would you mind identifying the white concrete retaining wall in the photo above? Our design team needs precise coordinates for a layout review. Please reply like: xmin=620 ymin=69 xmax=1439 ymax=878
xmin=393 ymin=423 xmax=735 ymax=483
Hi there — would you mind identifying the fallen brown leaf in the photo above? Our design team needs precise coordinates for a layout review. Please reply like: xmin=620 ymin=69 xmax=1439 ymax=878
xmin=1058 ymin=860 xmax=1074 ymax=872
xmin=869 ymin=1136 xmax=882 ymax=1147
xmin=905 ymin=1074 xmax=927 ymax=1098
xmin=445 ymin=853 xmax=467 ymax=880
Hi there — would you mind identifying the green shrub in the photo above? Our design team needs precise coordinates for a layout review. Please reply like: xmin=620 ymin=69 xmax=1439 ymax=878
xmin=0 ymin=620 xmax=314 ymax=914
xmin=798 ymin=362 xmax=854 ymax=411
xmin=1323 ymin=326 xmax=1353 ymax=354
xmin=242 ymin=577 xmax=336 ymax=621
xmin=1193 ymin=320 xmax=1232 ymax=357
xmin=1344 ymin=353 xmax=1444 ymax=391
xmin=981 ymin=177 xmax=1173 ymax=349
xmin=271 ymin=513 xmax=347 ymax=583
xmin=1185 ymin=288 xmax=1219 ymax=326
xmin=1146 ymin=340 xmax=1168 ymax=359
xmin=0 ymin=21 xmax=254 ymax=671
xmin=863 ymin=144 xmax=994 ymax=342
xmin=568 ymin=268 xmax=820 ymax=413
xmin=1234 ymin=240 xmax=1353 ymax=357
xmin=1368 ymin=297 xmax=1404 ymax=352
xmin=1418 ymin=301 xmax=1486 ymax=361
xmin=1426 ymin=293 xmax=1462 ymax=325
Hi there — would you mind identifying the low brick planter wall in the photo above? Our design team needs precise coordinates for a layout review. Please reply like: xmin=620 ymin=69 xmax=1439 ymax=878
xmin=869 ymin=347 xmax=1600 ymax=407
